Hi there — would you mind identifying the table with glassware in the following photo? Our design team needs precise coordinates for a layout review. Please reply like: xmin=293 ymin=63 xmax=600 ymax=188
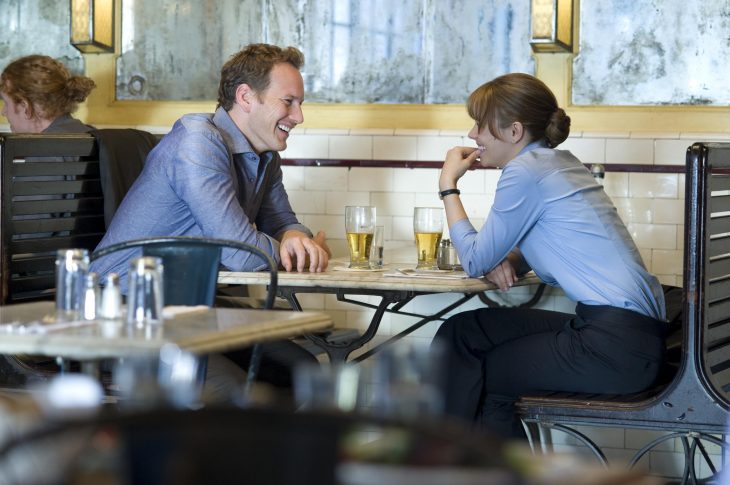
xmin=0 ymin=301 xmax=332 ymax=360
xmin=219 ymin=205 xmax=544 ymax=363
xmin=218 ymin=261 xmax=543 ymax=363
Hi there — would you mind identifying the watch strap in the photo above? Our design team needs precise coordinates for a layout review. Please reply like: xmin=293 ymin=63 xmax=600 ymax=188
xmin=439 ymin=188 xmax=461 ymax=200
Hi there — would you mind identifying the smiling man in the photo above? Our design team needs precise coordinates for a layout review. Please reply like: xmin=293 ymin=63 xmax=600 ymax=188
xmin=90 ymin=44 xmax=329 ymax=395
xmin=92 ymin=44 xmax=329 ymax=284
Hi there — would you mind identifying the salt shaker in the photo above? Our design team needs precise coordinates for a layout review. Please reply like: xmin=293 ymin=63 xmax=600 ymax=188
xmin=82 ymin=272 xmax=100 ymax=320
xmin=99 ymin=273 xmax=123 ymax=320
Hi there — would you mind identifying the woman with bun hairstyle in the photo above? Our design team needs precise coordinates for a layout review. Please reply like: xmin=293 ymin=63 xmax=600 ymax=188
xmin=434 ymin=73 xmax=667 ymax=437
xmin=1 ymin=54 xmax=95 ymax=133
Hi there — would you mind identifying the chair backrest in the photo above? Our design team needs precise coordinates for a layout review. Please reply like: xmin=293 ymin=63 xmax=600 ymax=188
xmin=0 ymin=133 xmax=103 ymax=304
xmin=688 ymin=143 xmax=730 ymax=405
xmin=91 ymin=128 xmax=159 ymax=228
xmin=89 ymin=236 xmax=278 ymax=309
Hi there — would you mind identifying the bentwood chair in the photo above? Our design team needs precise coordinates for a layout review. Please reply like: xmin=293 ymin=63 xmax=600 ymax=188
xmin=90 ymin=236 xmax=279 ymax=392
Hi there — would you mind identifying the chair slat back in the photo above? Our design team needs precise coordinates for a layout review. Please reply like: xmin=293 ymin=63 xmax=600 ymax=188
xmin=142 ymin=243 xmax=222 ymax=306
xmin=690 ymin=143 xmax=730 ymax=405
xmin=1 ymin=134 xmax=103 ymax=304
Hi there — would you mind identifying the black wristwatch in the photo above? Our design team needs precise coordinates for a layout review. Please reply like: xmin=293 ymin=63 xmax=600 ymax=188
xmin=439 ymin=188 xmax=461 ymax=200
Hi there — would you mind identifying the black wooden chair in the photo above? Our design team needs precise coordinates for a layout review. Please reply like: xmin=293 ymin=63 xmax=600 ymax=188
xmin=0 ymin=133 xmax=102 ymax=304
xmin=0 ymin=130 xmax=158 ymax=304
xmin=516 ymin=142 xmax=730 ymax=483
xmin=0 ymin=132 xmax=158 ymax=384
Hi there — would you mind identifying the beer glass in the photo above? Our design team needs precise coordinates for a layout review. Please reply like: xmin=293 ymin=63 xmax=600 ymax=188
xmin=413 ymin=207 xmax=443 ymax=269
xmin=345 ymin=206 xmax=376 ymax=269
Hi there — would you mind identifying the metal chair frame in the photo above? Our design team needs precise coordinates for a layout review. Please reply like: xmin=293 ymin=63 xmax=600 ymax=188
xmin=90 ymin=236 xmax=278 ymax=394
xmin=517 ymin=143 xmax=730 ymax=484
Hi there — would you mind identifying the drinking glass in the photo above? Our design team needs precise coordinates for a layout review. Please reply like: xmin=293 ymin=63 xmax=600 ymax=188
xmin=293 ymin=362 xmax=361 ymax=412
xmin=345 ymin=206 xmax=376 ymax=269
xmin=127 ymin=256 xmax=164 ymax=326
xmin=413 ymin=207 xmax=443 ymax=270
xmin=55 ymin=249 xmax=90 ymax=321
xmin=370 ymin=225 xmax=385 ymax=268
xmin=370 ymin=341 xmax=446 ymax=419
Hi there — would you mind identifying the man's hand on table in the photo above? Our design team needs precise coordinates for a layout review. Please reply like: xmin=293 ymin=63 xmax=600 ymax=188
xmin=279 ymin=230 xmax=331 ymax=273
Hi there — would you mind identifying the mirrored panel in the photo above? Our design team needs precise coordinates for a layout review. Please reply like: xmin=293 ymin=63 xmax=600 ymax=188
xmin=573 ymin=1 xmax=730 ymax=105
xmin=117 ymin=0 xmax=534 ymax=104
xmin=0 ymin=0 xmax=85 ymax=75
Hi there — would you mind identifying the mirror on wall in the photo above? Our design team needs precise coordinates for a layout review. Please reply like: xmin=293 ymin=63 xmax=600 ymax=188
xmin=573 ymin=1 xmax=730 ymax=105
xmin=116 ymin=0 xmax=534 ymax=104
xmin=4 ymin=0 xmax=728 ymax=108
xmin=0 ymin=1 xmax=85 ymax=76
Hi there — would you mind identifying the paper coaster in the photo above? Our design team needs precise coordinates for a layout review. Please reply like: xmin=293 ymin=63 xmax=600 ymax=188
xmin=331 ymin=265 xmax=387 ymax=272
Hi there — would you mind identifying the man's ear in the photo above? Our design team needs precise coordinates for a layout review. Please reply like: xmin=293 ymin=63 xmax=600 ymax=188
xmin=235 ymin=84 xmax=255 ymax=112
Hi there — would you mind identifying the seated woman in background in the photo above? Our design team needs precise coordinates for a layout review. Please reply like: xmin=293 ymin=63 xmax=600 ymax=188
xmin=434 ymin=73 xmax=667 ymax=438
xmin=0 ymin=55 xmax=96 ymax=383
xmin=1 ymin=54 xmax=95 ymax=133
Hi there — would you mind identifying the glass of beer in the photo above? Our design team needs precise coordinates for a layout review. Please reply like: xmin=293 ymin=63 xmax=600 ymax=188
xmin=413 ymin=207 xmax=443 ymax=270
xmin=345 ymin=206 xmax=376 ymax=269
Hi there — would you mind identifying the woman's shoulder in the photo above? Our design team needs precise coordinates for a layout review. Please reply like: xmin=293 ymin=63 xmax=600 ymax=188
xmin=512 ymin=147 xmax=583 ymax=172
xmin=43 ymin=114 xmax=95 ymax=134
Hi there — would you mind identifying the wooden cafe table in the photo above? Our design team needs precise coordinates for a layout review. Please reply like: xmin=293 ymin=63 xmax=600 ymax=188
xmin=218 ymin=256 xmax=543 ymax=363
xmin=0 ymin=301 xmax=332 ymax=362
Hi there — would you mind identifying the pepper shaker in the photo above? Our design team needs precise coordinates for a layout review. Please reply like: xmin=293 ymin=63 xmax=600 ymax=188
xmin=437 ymin=239 xmax=460 ymax=270
xmin=590 ymin=163 xmax=605 ymax=186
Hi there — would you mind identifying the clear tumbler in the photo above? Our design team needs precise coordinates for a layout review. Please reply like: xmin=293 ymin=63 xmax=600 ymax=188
xmin=55 ymin=249 xmax=90 ymax=321
xmin=127 ymin=256 xmax=164 ymax=326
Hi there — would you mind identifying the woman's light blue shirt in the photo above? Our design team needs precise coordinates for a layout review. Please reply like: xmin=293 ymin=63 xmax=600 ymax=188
xmin=449 ymin=142 xmax=666 ymax=320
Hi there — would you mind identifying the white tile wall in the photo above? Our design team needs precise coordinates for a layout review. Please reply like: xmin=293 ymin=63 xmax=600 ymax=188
xmin=329 ymin=135 xmax=372 ymax=159
xmin=271 ymin=129 xmax=723 ymax=480
xmin=373 ymin=136 xmax=418 ymax=160
xmin=606 ymin=138 xmax=654 ymax=164
xmin=629 ymin=173 xmax=679 ymax=198
xmin=560 ymin=136 xmax=606 ymax=164
xmin=655 ymin=139 xmax=692 ymax=165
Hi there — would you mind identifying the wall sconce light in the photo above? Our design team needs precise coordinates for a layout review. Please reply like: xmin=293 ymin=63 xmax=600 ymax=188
xmin=70 ymin=0 xmax=115 ymax=53
xmin=530 ymin=0 xmax=573 ymax=53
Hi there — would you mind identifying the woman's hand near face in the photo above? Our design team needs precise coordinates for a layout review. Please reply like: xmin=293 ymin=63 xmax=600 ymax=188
xmin=440 ymin=146 xmax=483 ymax=190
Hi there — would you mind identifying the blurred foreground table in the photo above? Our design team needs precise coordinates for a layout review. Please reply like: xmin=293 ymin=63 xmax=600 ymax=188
xmin=0 ymin=301 xmax=332 ymax=360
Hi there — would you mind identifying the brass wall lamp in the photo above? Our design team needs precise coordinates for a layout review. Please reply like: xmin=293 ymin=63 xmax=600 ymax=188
xmin=70 ymin=0 xmax=115 ymax=53
xmin=530 ymin=0 xmax=573 ymax=53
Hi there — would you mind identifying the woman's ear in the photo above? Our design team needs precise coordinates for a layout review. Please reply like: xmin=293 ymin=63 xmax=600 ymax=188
xmin=19 ymin=100 xmax=33 ymax=119
xmin=510 ymin=121 xmax=525 ymax=144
